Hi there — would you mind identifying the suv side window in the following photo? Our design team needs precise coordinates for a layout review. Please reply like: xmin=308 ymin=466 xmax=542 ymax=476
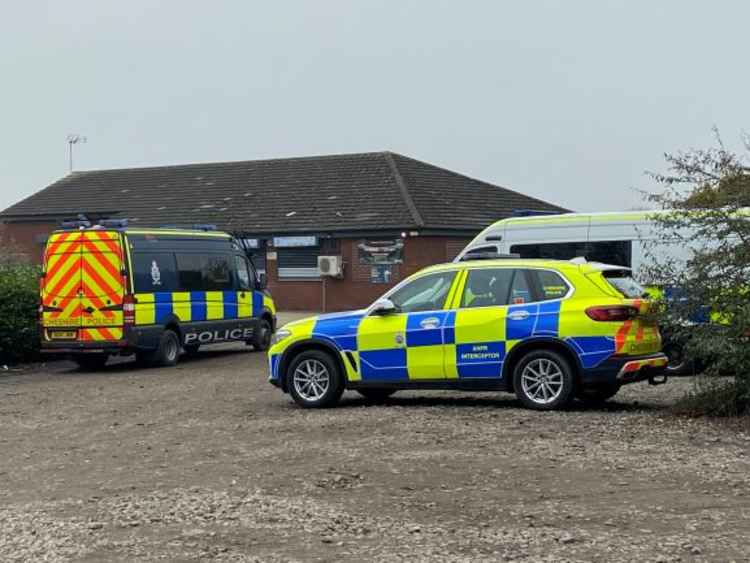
xmin=461 ymin=268 xmax=514 ymax=308
xmin=531 ymin=270 xmax=570 ymax=301
xmin=509 ymin=269 xmax=533 ymax=305
xmin=388 ymin=271 xmax=456 ymax=313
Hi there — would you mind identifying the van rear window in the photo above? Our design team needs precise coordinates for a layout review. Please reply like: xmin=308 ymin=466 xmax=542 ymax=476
xmin=602 ymin=270 xmax=647 ymax=299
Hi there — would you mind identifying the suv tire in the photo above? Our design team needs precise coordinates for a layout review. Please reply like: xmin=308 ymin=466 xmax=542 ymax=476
xmin=287 ymin=350 xmax=344 ymax=408
xmin=513 ymin=349 xmax=575 ymax=411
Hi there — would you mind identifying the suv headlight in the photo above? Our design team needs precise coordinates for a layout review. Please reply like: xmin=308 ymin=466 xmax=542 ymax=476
xmin=271 ymin=329 xmax=292 ymax=346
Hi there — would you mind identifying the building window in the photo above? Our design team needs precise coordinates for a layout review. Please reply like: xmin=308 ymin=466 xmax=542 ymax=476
xmin=277 ymin=246 xmax=320 ymax=279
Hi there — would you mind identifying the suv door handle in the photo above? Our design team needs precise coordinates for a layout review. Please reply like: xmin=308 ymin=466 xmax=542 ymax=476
xmin=419 ymin=317 xmax=441 ymax=329
xmin=507 ymin=310 xmax=530 ymax=321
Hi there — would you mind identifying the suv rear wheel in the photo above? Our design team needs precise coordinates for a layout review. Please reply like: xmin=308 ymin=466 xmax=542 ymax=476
xmin=513 ymin=349 xmax=575 ymax=410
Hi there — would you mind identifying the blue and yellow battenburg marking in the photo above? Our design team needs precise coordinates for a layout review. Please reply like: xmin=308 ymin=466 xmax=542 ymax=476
xmin=134 ymin=290 xmax=275 ymax=326
xmin=269 ymin=298 xmax=622 ymax=383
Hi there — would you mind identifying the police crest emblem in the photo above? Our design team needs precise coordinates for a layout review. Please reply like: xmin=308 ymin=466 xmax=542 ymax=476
xmin=151 ymin=260 xmax=162 ymax=286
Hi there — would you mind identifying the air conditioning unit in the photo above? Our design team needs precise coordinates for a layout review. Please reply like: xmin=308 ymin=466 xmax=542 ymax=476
xmin=318 ymin=255 xmax=344 ymax=278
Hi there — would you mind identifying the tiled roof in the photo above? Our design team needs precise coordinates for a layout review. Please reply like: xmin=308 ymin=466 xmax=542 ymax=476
xmin=0 ymin=151 xmax=568 ymax=233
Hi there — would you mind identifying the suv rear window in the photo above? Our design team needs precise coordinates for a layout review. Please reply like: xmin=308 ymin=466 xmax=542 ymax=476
xmin=602 ymin=270 xmax=647 ymax=299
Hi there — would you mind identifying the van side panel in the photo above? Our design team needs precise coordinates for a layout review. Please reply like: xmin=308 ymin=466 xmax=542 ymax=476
xmin=125 ymin=233 xmax=275 ymax=348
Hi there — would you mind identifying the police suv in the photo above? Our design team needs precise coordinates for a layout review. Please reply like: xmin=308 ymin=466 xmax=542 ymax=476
xmin=268 ymin=256 xmax=667 ymax=410
xmin=40 ymin=220 xmax=276 ymax=369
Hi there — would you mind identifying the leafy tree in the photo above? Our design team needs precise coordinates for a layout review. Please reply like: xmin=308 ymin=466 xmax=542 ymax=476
xmin=644 ymin=130 xmax=750 ymax=416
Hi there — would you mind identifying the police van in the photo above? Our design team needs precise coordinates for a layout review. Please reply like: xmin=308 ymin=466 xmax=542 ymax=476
xmin=40 ymin=220 xmax=276 ymax=370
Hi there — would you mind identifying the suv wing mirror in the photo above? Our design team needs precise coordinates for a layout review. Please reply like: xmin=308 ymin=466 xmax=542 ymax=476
xmin=257 ymin=273 xmax=268 ymax=290
xmin=371 ymin=298 xmax=398 ymax=316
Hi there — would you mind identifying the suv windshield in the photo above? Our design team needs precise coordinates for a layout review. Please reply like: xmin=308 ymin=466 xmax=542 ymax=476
xmin=602 ymin=270 xmax=648 ymax=299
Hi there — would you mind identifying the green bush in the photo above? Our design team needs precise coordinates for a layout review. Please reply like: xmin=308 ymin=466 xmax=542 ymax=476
xmin=0 ymin=264 xmax=41 ymax=364
xmin=645 ymin=129 xmax=750 ymax=417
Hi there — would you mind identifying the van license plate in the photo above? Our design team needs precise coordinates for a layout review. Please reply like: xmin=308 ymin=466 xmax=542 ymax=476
xmin=50 ymin=330 xmax=77 ymax=340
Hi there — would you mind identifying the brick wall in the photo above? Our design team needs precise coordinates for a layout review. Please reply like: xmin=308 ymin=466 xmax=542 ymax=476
xmin=0 ymin=221 xmax=57 ymax=264
xmin=267 ymin=236 xmax=472 ymax=312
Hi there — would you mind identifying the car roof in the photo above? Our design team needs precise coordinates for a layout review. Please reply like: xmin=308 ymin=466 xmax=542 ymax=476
xmin=417 ymin=258 xmax=627 ymax=276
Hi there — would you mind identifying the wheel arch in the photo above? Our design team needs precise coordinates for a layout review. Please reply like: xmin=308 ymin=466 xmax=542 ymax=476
xmin=260 ymin=309 xmax=275 ymax=331
xmin=278 ymin=338 xmax=347 ymax=393
xmin=162 ymin=315 xmax=183 ymax=342
xmin=502 ymin=337 xmax=583 ymax=392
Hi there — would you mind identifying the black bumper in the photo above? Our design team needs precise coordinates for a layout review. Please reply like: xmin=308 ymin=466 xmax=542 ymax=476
xmin=581 ymin=353 xmax=669 ymax=386
xmin=41 ymin=341 xmax=128 ymax=355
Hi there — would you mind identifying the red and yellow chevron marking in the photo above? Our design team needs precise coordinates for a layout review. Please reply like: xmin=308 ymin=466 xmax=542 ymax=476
xmin=41 ymin=230 xmax=125 ymax=327
xmin=80 ymin=327 xmax=123 ymax=342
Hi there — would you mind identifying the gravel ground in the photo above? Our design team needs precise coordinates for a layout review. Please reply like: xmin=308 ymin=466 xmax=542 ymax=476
xmin=1 ymin=313 xmax=749 ymax=562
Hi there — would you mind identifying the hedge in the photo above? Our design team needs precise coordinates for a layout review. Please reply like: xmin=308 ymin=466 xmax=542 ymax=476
xmin=0 ymin=265 xmax=41 ymax=364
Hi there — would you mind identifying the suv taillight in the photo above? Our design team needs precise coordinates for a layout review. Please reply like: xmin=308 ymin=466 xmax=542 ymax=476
xmin=123 ymin=295 xmax=137 ymax=325
xmin=585 ymin=305 xmax=639 ymax=322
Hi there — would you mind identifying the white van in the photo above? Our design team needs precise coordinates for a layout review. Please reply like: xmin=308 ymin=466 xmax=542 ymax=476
xmin=455 ymin=211 xmax=694 ymax=277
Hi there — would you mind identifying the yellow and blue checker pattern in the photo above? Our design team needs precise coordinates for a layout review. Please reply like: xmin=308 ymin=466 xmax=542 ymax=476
xmin=135 ymin=290 xmax=273 ymax=325
xmin=269 ymin=259 xmax=663 ymax=385
xmin=271 ymin=300 xmax=624 ymax=384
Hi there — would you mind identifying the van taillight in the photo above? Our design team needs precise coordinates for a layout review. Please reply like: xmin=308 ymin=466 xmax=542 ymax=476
xmin=123 ymin=295 xmax=137 ymax=324
xmin=585 ymin=306 xmax=639 ymax=322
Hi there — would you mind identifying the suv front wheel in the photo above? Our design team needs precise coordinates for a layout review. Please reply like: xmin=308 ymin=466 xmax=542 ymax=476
xmin=287 ymin=350 xmax=344 ymax=408
xmin=513 ymin=349 xmax=575 ymax=410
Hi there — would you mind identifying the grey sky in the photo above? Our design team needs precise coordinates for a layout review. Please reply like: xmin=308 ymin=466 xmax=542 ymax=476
xmin=1 ymin=1 xmax=747 ymax=213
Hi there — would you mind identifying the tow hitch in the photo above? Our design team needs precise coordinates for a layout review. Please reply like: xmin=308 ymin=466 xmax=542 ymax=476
xmin=648 ymin=373 xmax=668 ymax=386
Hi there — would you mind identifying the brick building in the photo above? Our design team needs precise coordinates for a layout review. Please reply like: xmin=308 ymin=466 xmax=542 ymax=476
xmin=0 ymin=151 xmax=567 ymax=311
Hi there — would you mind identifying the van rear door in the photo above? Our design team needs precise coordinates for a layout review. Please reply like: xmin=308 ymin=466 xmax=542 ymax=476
xmin=79 ymin=231 xmax=126 ymax=342
xmin=41 ymin=231 xmax=85 ymax=338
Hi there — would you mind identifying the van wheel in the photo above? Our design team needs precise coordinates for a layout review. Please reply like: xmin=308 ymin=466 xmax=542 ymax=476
xmin=287 ymin=350 xmax=344 ymax=408
xmin=576 ymin=383 xmax=621 ymax=405
xmin=143 ymin=330 xmax=180 ymax=367
xmin=513 ymin=350 xmax=575 ymax=411
xmin=73 ymin=354 xmax=109 ymax=371
xmin=252 ymin=318 xmax=273 ymax=351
